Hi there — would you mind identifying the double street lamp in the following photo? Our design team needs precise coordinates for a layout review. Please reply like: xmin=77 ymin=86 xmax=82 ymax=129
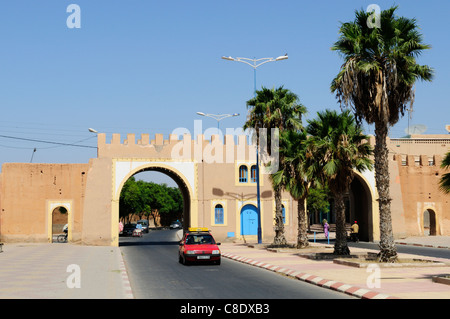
xmin=222 ymin=54 xmax=288 ymax=244
xmin=196 ymin=112 xmax=240 ymax=135
xmin=221 ymin=55 xmax=288 ymax=96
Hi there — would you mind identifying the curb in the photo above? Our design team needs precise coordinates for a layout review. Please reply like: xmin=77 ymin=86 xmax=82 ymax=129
xmin=396 ymin=242 xmax=450 ymax=250
xmin=118 ymin=252 xmax=134 ymax=299
xmin=222 ymin=252 xmax=399 ymax=299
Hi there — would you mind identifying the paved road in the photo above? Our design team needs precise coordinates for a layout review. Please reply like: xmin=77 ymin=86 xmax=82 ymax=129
xmin=348 ymin=241 xmax=450 ymax=259
xmin=119 ymin=229 xmax=354 ymax=299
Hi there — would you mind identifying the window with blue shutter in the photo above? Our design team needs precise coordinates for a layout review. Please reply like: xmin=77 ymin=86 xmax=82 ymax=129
xmin=215 ymin=204 xmax=224 ymax=224
xmin=239 ymin=165 xmax=248 ymax=183
xmin=251 ymin=165 xmax=257 ymax=183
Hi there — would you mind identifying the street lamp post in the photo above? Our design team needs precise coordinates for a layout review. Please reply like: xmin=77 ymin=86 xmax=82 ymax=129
xmin=222 ymin=54 xmax=288 ymax=244
xmin=88 ymin=128 xmax=99 ymax=157
xmin=196 ymin=112 xmax=240 ymax=135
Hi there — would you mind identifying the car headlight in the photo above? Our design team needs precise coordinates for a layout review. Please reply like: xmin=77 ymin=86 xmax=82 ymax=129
xmin=212 ymin=250 xmax=220 ymax=255
xmin=186 ymin=250 xmax=195 ymax=255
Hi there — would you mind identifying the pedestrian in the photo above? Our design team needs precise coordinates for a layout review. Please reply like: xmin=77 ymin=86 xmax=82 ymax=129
xmin=62 ymin=224 xmax=68 ymax=240
xmin=322 ymin=219 xmax=329 ymax=239
xmin=350 ymin=220 xmax=359 ymax=242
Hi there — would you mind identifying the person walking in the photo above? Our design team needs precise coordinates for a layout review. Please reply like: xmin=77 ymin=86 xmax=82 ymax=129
xmin=350 ymin=220 xmax=359 ymax=242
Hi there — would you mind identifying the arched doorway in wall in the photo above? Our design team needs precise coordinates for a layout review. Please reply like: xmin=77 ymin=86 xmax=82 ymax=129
xmin=52 ymin=206 xmax=68 ymax=243
xmin=328 ymin=174 xmax=374 ymax=241
xmin=348 ymin=175 xmax=373 ymax=242
xmin=240 ymin=204 xmax=258 ymax=236
xmin=115 ymin=164 xmax=193 ymax=244
xmin=423 ymin=209 xmax=437 ymax=236
xmin=47 ymin=200 xmax=72 ymax=243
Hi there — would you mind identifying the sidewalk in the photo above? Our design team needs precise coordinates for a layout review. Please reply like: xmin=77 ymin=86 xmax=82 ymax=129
xmin=220 ymin=235 xmax=450 ymax=299
xmin=0 ymin=243 xmax=133 ymax=299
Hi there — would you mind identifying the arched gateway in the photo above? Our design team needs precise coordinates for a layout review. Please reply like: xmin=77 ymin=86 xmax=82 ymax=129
xmin=81 ymin=133 xmax=203 ymax=246
xmin=111 ymin=160 xmax=197 ymax=246
xmin=79 ymin=132 xmax=285 ymax=246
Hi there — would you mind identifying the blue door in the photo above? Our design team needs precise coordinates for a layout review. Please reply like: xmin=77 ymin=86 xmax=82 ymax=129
xmin=240 ymin=204 xmax=258 ymax=235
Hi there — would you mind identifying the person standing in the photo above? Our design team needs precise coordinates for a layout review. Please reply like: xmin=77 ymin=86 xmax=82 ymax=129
xmin=322 ymin=219 xmax=329 ymax=239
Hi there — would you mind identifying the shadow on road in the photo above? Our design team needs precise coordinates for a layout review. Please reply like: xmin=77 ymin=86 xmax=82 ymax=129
xmin=119 ymin=240 xmax=180 ymax=247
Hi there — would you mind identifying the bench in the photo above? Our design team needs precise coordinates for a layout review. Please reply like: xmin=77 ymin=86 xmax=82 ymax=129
xmin=308 ymin=224 xmax=352 ymax=232
xmin=308 ymin=224 xmax=353 ymax=243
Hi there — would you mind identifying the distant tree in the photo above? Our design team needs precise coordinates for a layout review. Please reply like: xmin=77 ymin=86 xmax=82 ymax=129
xmin=119 ymin=177 xmax=143 ymax=223
xmin=307 ymin=185 xmax=331 ymax=228
xmin=119 ymin=177 xmax=184 ymax=226
xmin=167 ymin=187 xmax=184 ymax=222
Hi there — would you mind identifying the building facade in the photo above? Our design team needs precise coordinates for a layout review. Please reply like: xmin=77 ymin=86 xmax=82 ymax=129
xmin=0 ymin=129 xmax=449 ymax=246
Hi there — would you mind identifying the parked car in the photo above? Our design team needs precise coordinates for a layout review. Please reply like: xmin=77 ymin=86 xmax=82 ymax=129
xmin=137 ymin=220 xmax=149 ymax=233
xmin=122 ymin=224 xmax=137 ymax=236
xmin=170 ymin=221 xmax=182 ymax=229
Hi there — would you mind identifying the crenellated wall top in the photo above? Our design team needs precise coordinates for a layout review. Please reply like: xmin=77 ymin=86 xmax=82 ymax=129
xmin=98 ymin=133 xmax=252 ymax=147
xmin=95 ymin=133 xmax=278 ymax=164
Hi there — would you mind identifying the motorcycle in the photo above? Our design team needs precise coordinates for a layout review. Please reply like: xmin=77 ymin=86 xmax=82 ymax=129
xmin=132 ymin=228 xmax=143 ymax=237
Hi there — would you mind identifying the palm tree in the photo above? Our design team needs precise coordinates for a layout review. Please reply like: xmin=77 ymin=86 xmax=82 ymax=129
xmin=243 ymin=86 xmax=306 ymax=246
xmin=307 ymin=110 xmax=373 ymax=255
xmin=272 ymin=129 xmax=313 ymax=248
xmin=331 ymin=6 xmax=433 ymax=261
xmin=439 ymin=151 xmax=450 ymax=194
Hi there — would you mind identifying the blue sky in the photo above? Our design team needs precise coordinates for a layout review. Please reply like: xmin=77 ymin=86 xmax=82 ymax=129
xmin=0 ymin=0 xmax=448 ymax=183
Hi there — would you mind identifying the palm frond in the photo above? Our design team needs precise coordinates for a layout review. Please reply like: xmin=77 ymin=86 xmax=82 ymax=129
xmin=440 ymin=152 xmax=450 ymax=194
xmin=306 ymin=109 xmax=373 ymax=194
xmin=330 ymin=5 xmax=433 ymax=126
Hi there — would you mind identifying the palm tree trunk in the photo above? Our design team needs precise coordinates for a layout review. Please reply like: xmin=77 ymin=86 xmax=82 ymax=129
xmin=272 ymin=187 xmax=287 ymax=246
xmin=296 ymin=197 xmax=309 ymax=248
xmin=374 ymin=121 xmax=398 ymax=262
xmin=333 ymin=192 xmax=350 ymax=255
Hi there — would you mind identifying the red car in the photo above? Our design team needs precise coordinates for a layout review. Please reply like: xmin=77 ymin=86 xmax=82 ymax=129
xmin=178 ymin=228 xmax=221 ymax=265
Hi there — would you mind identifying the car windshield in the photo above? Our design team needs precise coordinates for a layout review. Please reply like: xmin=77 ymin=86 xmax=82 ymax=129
xmin=186 ymin=234 xmax=215 ymax=245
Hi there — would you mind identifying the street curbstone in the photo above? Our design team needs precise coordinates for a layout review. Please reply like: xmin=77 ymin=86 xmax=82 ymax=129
xmin=222 ymin=251 xmax=399 ymax=299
